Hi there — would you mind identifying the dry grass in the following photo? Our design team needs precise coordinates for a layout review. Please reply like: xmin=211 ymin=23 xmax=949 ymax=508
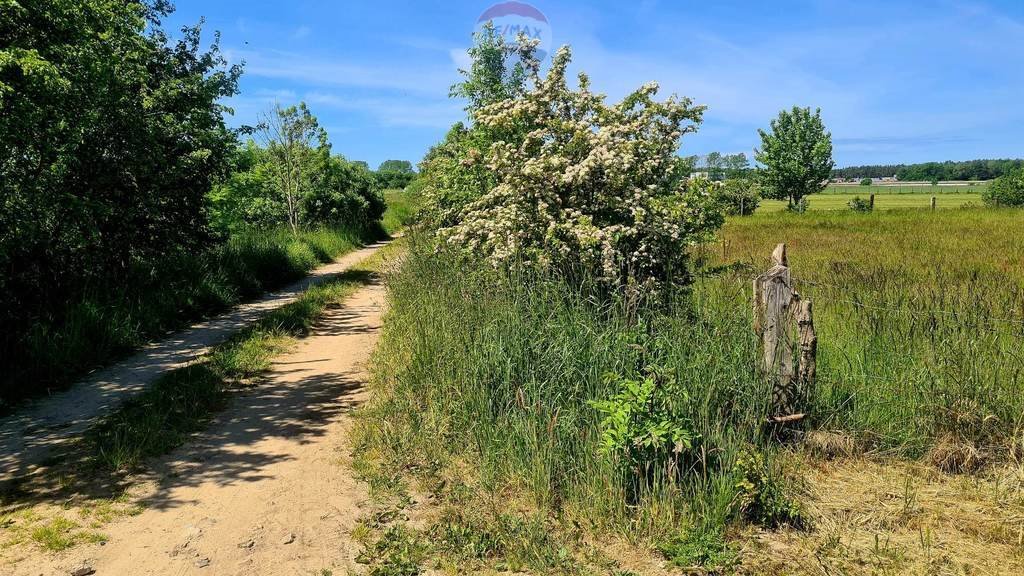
xmin=740 ymin=455 xmax=1024 ymax=575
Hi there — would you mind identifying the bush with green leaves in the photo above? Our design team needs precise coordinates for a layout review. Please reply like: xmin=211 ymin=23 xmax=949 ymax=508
xmin=435 ymin=42 xmax=722 ymax=293
xmin=733 ymin=450 xmax=804 ymax=529
xmin=982 ymin=168 xmax=1024 ymax=207
xmin=715 ymin=178 xmax=760 ymax=216
xmin=848 ymin=196 xmax=873 ymax=212
xmin=860 ymin=178 xmax=873 ymax=186
xmin=590 ymin=372 xmax=697 ymax=494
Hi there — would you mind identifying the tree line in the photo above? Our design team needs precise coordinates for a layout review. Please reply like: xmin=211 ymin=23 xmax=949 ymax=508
xmin=832 ymin=159 xmax=1024 ymax=181
xmin=0 ymin=1 xmax=414 ymax=402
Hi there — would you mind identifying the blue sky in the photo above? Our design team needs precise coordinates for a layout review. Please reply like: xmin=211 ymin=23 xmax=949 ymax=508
xmin=167 ymin=0 xmax=1024 ymax=169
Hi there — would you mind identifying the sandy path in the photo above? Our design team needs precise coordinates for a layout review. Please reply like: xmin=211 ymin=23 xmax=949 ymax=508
xmin=0 ymin=242 xmax=386 ymax=486
xmin=13 ymin=276 xmax=387 ymax=576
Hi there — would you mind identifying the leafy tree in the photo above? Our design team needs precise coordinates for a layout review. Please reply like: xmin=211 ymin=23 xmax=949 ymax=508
xmin=982 ymin=168 xmax=1024 ymax=207
xmin=257 ymin=102 xmax=330 ymax=234
xmin=449 ymin=21 xmax=536 ymax=114
xmin=860 ymin=178 xmax=872 ymax=186
xmin=375 ymin=159 xmax=416 ymax=189
xmin=724 ymin=153 xmax=750 ymax=178
xmin=716 ymin=178 xmax=760 ymax=216
xmin=0 ymin=0 xmax=240 ymax=395
xmin=704 ymin=152 xmax=725 ymax=180
xmin=378 ymin=160 xmax=415 ymax=173
xmin=756 ymin=107 xmax=834 ymax=207
xmin=420 ymin=23 xmax=539 ymax=226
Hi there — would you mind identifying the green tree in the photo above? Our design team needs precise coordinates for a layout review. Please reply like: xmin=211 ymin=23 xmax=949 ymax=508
xmin=704 ymin=152 xmax=725 ymax=180
xmin=755 ymin=107 xmax=834 ymax=207
xmin=375 ymin=159 xmax=416 ymax=189
xmin=449 ymin=21 xmax=536 ymax=114
xmin=724 ymin=153 xmax=750 ymax=178
xmin=257 ymin=102 xmax=330 ymax=234
xmin=420 ymin=24 xmax=539 ymax=226
xmin=0 ymin=0 xmax=240 ymax=396
xmin=982 ymin=168 xmax=1024 ymax=207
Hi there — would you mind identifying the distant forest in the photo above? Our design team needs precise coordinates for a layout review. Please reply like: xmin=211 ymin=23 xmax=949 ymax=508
xmin=832 ymin=159 xmax=1024 ymax=181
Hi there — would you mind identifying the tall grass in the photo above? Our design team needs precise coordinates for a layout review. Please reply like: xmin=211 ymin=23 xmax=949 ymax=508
xmin=4 ymin=224 xmax=384 ymax=408
xmin=357 ymin=207 xmax=1024 ymax=568
xmin=712 ymin=208 xmax=1024 ymax=461
xmin=381 ymin=188 xmax=423 ymax=234
xmin=358 ymin=235 xmax=788 ymax=562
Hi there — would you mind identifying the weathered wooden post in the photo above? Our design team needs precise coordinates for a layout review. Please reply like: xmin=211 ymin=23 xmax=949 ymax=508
xmin=931 ymin=196 xmax=937 ymax=211
xmin=869 ymin=194 xmax=875 ymax=210
xmin=753 ymin=244 xmax=816 ymax=423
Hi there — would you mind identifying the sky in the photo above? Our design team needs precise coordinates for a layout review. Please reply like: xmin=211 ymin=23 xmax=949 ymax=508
xmin=167 ymin=0 xmax=1024 ymax=170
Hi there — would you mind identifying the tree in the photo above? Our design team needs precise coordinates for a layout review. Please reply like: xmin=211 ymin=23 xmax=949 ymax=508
xmin=704 ymin=152 xmax=725 ymax=180
xmin=860 ymin=178 xmax=873 ymax=186
xmin=724 ymin=153 xmax=750 ymax=178
xmin=257 ymin=102 xmax=329 ymax=234
xmin=420 ymin=22 xmax=540 ymax=226
xmin=436 ymin=44 xmax=721 ymax=293
xmin=378 ymin=160 xmax=415 ymax=173
xmin=982 ymin=168 xmax=1024 ymax=207
xmin=375 ymin=159 xmax=416 ymax=189
xmin=716 ymin=178 xmax=760 ymax=216
xmin=449 ymin=21 xmax=536 ymax=114
xmin=1 ymin=0 xmax=240 ymax=397
xmin=755 ymin=107 xmax=834 ymax=207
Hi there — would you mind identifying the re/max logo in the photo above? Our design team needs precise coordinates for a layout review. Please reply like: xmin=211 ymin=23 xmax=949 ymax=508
xmin=498 ymin=24 xmax=544 ymax=40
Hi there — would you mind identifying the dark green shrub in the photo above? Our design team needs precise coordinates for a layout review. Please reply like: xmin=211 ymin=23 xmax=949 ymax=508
xmin=982 ymin=168 xmax=1024 ymax=207
xmin=715 ymin=178 xmax=760 ymax=216
xmin=860 ymin=178 xmax=873 ymax=186
xmin=848 ymin=196 xmax=873 ymax=212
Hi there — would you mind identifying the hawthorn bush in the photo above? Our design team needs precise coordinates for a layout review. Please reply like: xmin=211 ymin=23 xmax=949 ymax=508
xmin=433 ymin=44 xmax=722 ymax=293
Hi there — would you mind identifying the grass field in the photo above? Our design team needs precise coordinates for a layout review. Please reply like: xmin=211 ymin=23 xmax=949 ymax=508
xmin=354 ymin=206 xmax=1024 ymax=573
xmin=759 ymin=192 xmax=982 ymax=211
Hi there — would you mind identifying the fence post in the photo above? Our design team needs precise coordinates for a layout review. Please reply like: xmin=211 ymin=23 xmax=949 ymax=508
xmin=753 ymin=243 xmax=815 ymax=422
xmin=869 ymin=194 xmax=875 ymax=210
xmin=931 ymin=196 xmax=937 ymax=210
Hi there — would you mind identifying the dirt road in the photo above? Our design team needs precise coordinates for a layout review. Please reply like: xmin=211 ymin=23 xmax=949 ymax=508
xmin=10 ymin=271 xmax=387 ymax=575
xmin=0 ymin=242 xmax=386 ymax=487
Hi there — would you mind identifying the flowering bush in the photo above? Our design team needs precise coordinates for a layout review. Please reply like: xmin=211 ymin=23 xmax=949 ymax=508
xmin=435 ymin=45 xmax=723 ymax=292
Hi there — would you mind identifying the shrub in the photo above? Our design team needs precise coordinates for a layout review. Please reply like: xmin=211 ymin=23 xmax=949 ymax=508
xmin=848 ymin=196 xmax=872 ymax=212
xmin=860 ymin=178 xmax=873 ymax=186
xmin=436 ymin=45 xmax=722 ymax=293
xmin=715 ymin=178 xmax=760 ymax=216
xmin=733 ymin=450 xmax=804 ymax=528
xmin=590 ymin=371 xmax=697 ymax=496
xmin=982 ymin=168 xmax=1024 ymax=207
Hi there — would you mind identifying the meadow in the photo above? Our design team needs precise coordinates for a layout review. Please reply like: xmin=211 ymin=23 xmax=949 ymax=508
xmin=758 ymin=192 xmax=982 ymax=211
xmin=354 ymin=206 xmax=1024 ymax=573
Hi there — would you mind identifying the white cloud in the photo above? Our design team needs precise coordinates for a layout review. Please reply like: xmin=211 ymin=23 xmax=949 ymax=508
xmin=305 ymin=92 xmax=463 ymax=128
xmin=237 ymin=49 xmax=458 ymax=95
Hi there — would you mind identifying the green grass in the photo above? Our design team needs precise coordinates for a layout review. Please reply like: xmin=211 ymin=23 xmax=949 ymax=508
xmin=354 ymin=206 xmax=1024 ymax=569
xmin=4 ymin=224 xmax=384 ymax=409
xmin=354 ymin=234 xmax=791 ymax=570
xmin=758 ymin=192 xmax=982 ymax=212
xmin=381 ymin=187 xmax=424 ymax=234
xmin=712 ymin=207 xmax=1024 ymax=460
